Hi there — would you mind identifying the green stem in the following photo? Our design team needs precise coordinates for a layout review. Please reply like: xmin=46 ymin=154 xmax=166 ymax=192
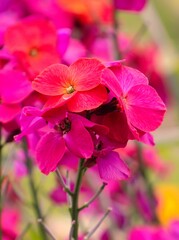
xmin=112 ymin=10 xmax=122 ymax=60
xmin=70 ymin=159 xmax=85 ymax=239
xmin=24 ymin=142 xmax=48 ymax=240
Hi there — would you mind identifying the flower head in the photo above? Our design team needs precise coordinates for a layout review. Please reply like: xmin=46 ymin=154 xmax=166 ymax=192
xmin=4 ymin=17 xmax=59 ymax=77
xmin=0 ymin=69 xmax=32 ymax=123
xmin=101 ymin=63 xmax=166 ymax=141
xmin=32 ymin=58 xmax=108 ymax=112
xmin=15 ymin=106 xmax=108 ymax=175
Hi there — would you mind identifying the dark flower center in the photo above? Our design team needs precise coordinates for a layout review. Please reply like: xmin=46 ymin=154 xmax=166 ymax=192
xmin=96 ymin=141 xmax=103 ymax=151
xmin=55 ymin=117 xmax=71 ymax=134
xmin=91 ymin=97 xmax=119 ymax=115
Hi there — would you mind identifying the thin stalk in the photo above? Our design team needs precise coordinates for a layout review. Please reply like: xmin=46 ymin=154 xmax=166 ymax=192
xmin=23 ymin=142 xmax=48 ymax=240
xmin=69 ymin=220 xmax=76 ymax=240
xmin=70 ymin=159 xmax=85 ymax=239
xmin=79 ymin=182 xmax=107 ymax=211
xmin=56 ymin=169 xmax=73 ymax=196
xmin=38 ymin=219 xmax=56 ymax=240
xmin=111 ymin=10 xmax=122 ymax=60
xmin=84 ymin=208 xmax=112 ymax=240
xmin=16 ymin=223 xmax=32 ymax=240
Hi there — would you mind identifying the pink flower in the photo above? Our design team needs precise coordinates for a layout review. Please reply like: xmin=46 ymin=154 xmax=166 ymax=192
xmin=32 ymin=58 xmax=108 ymax=112
xmin=62 ymin=38 xmax=87 ymax=64
xmin=2 ymin=207 xmax=20 ymax=240
xmin=15 ymin=106 xmax=108 ymax=174
xmin=4 ymin=17 xmax=60 ymax=77
xmin=129 ymin=225 xmax=175 ymax=240
xmin=114 ymin=0 xmax=147 ymax=12
xmin=86 ymin=135 xmax=130 ymax=181
xmin=0 ymin=69 xmax=32 ymax=123
xmin=37 ymin=112 xmax=94 ymax=174
xmin=101 ymin=64 xmax=166 ymax=140
xmin=50 ymin=185 xmax=67 ymax=204
xmin=126 ymin=45 xmax=169 ymax=104
xmin=23 ymin=0 xmax=73 ymax=29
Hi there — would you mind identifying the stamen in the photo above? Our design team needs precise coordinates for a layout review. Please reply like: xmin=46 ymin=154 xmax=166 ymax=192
xmin=29 ymin=48 xmax=38 ymax=57
xmin=66 ymin=85 xmax=75 ymax=94
xmin=55 ymin=118 xmax=71 ymax=134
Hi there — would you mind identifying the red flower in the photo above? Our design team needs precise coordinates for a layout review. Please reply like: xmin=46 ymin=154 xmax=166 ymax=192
xmin=32 ymin=58 xmax=108 ymax=112
xmin=4 ymin=17 xmax=59 ymax=77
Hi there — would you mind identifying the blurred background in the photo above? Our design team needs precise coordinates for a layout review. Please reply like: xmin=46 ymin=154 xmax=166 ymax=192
xmin=1 ymin=0 xmax=179 ymax=239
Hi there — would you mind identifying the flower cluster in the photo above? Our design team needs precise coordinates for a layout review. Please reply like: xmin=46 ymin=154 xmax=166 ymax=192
xmin=1 ymin=0 xmax=175 ymax=239
xmin=14 ymin=57 xmax=166 ymax=181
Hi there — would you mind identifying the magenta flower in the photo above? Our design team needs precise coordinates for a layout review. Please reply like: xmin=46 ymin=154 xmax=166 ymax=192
xmin=101 ymin=64 xmax=166 ymax=140
xmin=129 ymin=225 xmax=174 ymax=240
xmin=50 ymin=185 xmax=67 ymax=204
xmin=114 ymin=0 xmax=147 ymax=12
xmin=86 ymin=135 xmax=130 ymax=181
xmin=1 ymin=207 xmax=20 ymax=240
xmin=15 ymin=107 xmax=108 ymax=175
xmin=37 ymin=112 xmax=94 ymax=174
xmin=0 ymin=69 xmax=32 ymax=123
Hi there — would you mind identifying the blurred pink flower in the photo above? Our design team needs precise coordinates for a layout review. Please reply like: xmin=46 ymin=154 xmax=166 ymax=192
xmin=4 ymin=17 xmax=60 ymax=78
xmin=114 ymin=0 xmax=147 ymax=11
xmin=0 ymin=69 xmax=32 ymax=123
xmin=2 ymin=207 xmax=20 ymax=240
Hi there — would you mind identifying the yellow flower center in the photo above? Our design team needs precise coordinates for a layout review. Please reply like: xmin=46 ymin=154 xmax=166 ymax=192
xmin=29 ymin=48 xmax=39 ymax=57
xmin=66 ymin=85 xmax=75 ymax=94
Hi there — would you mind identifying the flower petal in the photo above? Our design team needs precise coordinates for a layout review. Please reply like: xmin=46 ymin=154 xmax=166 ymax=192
xmin=43 ymin=95 xmax=70 ymax=109
xmin=69 ymin=58 xmax=105 ymax=91
xmin=57 ymin=28 xmax=71 ymax=57
xmin=69 ymin=113 xmax=109 ymax=135
xmin=50 ymin=186 xmax=67 ymax=204
xmin=97 ymin=151 xmax=130 ymax=181
xmin=0 ymin=103 xmax=21 ymax=123
xmin=14 ymin=117 xmax=46 ymax=142
xmin=126 ymin=85 xmax=166 ymax=132
xmin=64 ymin=118 xmax=94 ymax=159
xmin=67 ymin=85 xmax=108 ymax=112
xmin=102 ymin=111 xmax=131 ymax=146
xmin=32 ymin=63 xmax=70 ymax=96
xmin=110 ymin=65 xmax=148 ymax=95
xmin=101 ymin=68 xmax=122 ymax=97
xmin=36 ymin=132 xmax=65 ymax=174
xmin=0 ymin=70 xmax=32 ymax=104
xmin=114 ymin=0 xmax=147 ymax=11
xmin=139 ymin=133 xmax=155 ymax=146
xmin=5 ymin=18 xmax=57 ymax=53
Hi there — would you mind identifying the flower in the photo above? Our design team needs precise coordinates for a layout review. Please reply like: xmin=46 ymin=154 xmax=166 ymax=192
xmin=4 ymin=17 xmax=59 ymax=77
xmin=0 ymin=69 xmax=32 ymax=123
xmin=114 ymin=0 xmax=147 ymax=12
xmin=15 ymin=106 xmax=108 ymax=174
xmin=1 ymin=207 xmax=20 ymax=240
xmin=32 ymin=58 xmax=108 ymax=112
xmin=86 ymin=135 xmax=130 ymax=181
xmin=101 ymin=63 xmax=166 ymax=141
